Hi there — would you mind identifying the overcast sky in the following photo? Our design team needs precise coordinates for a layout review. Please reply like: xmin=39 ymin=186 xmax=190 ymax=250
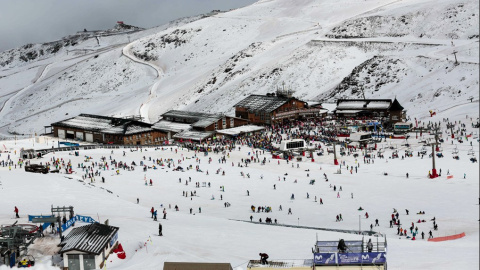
xmin=0 ymin=0 xmax=258 ymax=52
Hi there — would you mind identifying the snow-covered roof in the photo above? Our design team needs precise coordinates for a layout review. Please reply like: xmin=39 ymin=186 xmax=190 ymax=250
xmin=153 ymin=120 xmax=191 ymax=133
xmin=173 ymin=130 xmax=214 ymax=141
xmin=52 ymin=115 xmax=114 ymax=131
xmin=335 ymin=110 xmax=362 ymax=114
xmin=216 ymin=125 xmax=265 ymax=136
xmin=162 ymin=110 xmax=222 ymax=123
xmin=53 ymin=114 xmax=154 ymax=135
xmin=59 ymin=223 xmax=119 ymax=255
xmin=335 ymin=99 xmax=395 ymax=111
xmin=234 ymin=95 xmax=292 ymax=113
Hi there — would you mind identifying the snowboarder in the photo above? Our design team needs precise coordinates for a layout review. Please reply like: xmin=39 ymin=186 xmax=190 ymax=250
xmin=158 ymin=223 xmax=163 ymax=236
xmin=14 ymin=206 xmax=19 ymax=218
xmin=259 ymin=253 xmax=269 ymax=265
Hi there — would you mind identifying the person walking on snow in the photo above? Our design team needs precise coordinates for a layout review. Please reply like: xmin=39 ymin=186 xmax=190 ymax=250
xmin=14 ymin=206 xmax=19 ymax=218
xmin=150 ymin=207 xmax=154 ymax=218
xmin=158 ymin=223 xmax=163 ymax=236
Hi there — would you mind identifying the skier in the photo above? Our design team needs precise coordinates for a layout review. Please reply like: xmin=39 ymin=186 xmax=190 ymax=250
xmin=250 ymin=215 xmax=253 ymax=222
xmin=153 ymin=210 xmax=157 ymax=221
xmin=288 ymin=208 xmax=292 ymax=215
xmin=158 ymin=223 xmax=163 ymax=236
xmin=375 ymin=219 xmax=379 ymax=226
xmin=421 ymin=231 xmax=425 ymax=239
xmin=405 ymin=209 xmax=409 ymax=215
xmin=428 ymin=230 xmax=433 ymax=239
xmin=151 ymin=207 xmax=154 ymax=218
xmin=365 ymin=212 xmax=369 ymax=219
xmin=163 ymin=209 xmax=167 ymax=219
xmin=14 ymin=206 xmax=19 ymax=218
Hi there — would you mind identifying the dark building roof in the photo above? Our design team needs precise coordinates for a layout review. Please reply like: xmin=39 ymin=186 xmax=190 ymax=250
xmin=234 ymin=95 xmax=293 ymax=113
xmin=59 ymin=223 xmax=119 ymax=255
xmin=390 ymin=98 xmax=404 ymax=111
xmin=51 ymin=114 xmax=156 ymax=135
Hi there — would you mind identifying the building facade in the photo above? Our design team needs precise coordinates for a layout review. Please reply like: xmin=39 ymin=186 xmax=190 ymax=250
xmin=234 ymin=93 xmax=318 ymax=125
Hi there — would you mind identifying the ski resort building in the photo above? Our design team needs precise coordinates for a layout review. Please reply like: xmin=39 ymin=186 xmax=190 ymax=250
xmin=161 ymin=110 xmax=248 ymax=132
xmin=334 ymin=98 xmax=405 ymax=125
xmin=51 ymin=114 xmax=171 ymax=145
xmin=234 ymin=92 xmax=322 ymax=125
xmin=58 ymin=223 xmax=119 ymax=270
xmin=160 ymin=110 xmax=249 ymax=142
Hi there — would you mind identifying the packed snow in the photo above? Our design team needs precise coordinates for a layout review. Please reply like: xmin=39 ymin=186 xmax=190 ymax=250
xmin=0 ymin=108 xmax=478 ymax=270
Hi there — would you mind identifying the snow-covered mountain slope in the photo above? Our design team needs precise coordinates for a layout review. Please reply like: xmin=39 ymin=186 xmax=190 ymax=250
xmin=0 ymin=0 xmax=478 ymax=135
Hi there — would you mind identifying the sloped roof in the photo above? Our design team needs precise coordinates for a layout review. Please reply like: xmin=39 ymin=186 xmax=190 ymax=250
xmin=390 ymin=98 xmax=404 ymax=111
xmin=153 ymin=120 xmax=191 ymax=133
xmin=335 ymin=99 xmax=396 ymax=111
xmin=216 ymin=125 xmax=265 ymax=136
xmin=59 ymin=223 xmax=119 ymax=255
xmin=52 ymin=114 xmax=154 ymax=135
xmin=173 ymin=130 xmax=214 ymax=141
xmin=234 ymin=95 xmax=292 ymax=113
xmin=162 ymin=110 xmax=222 ymax=123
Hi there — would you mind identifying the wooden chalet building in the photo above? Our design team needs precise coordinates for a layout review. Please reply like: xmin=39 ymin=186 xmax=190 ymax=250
xmin=58 ymin=223 xmax=119 ymax=270
xmin=234 ymin=92 xmax=322 ymax=125
xmin=51 ymin=114 xmax=170 ymax=145
xmin=334 ymin=98 xmax=405 ymax=124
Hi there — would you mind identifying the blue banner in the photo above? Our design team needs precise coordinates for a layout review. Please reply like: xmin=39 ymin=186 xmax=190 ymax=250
xmin=60 ymin=215 xmax=96 ymax=232
xmin=337 ymin=252 xmax=386 ymax=264
xmin=110 ymin=232 xmax=119 ymax=246
xmin=28 ymin=215 xmax=53 ymax=222
xmin=313 ymin=253 xmax=337 ymax=264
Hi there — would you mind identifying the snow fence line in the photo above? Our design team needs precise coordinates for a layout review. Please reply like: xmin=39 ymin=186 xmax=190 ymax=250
xmin=428 ymin=232 xmax=465 ymax=242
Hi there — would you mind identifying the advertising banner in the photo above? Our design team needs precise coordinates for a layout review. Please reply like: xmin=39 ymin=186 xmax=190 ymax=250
xmin=313 ymin=253 xmax=337 ymax=265
xmin=337 ymin=252 xmax=386 ymax=264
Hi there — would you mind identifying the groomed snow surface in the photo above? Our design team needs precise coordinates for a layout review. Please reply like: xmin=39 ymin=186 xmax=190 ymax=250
xmin=0 ymin=111 xmax=478 ymax=270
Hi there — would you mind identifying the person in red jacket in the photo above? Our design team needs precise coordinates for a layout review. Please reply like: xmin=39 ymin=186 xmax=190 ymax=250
xmin=150 ymin=207 xmax=154 ymax=218
xmin=14 ymin=206 xmax=19 ymax=218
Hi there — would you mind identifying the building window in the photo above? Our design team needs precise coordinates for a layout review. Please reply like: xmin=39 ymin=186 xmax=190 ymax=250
xmin=67 ymin=255 xmax=81 ymax=270
xmin=214 ymin=122 xmax=218 ymax=130
xmin=222 ymin=118 xmax=226 ymax=129
xmin=83 ymin=255 xmax=96 ymax=270
xmin=230 ymin=118 xmax=234 ymax=128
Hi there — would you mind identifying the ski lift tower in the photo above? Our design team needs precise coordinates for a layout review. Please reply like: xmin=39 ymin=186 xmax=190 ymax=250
xmin=428 ymin=138 xmax=441 ymax=179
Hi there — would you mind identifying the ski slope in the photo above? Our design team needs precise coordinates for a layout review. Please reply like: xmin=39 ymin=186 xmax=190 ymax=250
xmin=0 ymin=109 xmax=478 ymax=270
xmin=0 ymin=0 xmax=477 ymax=136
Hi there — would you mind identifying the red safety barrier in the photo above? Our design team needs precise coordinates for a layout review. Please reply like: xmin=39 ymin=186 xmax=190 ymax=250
xmin=447 ymin=175 xmax=454 ymax=179
xmin=428 ymin=232 xmax=465 ymax=242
